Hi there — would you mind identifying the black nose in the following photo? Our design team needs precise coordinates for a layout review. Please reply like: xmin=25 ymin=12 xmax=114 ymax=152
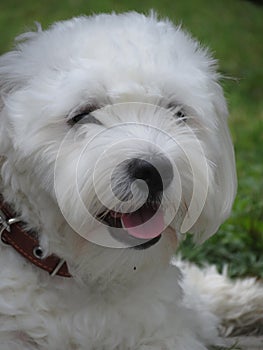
xmin=127 ymin=156 xmax=173 ymax=195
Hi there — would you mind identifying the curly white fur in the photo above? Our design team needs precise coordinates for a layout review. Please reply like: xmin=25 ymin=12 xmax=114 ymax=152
xmin=0 ymin=11 xmax=257 ymax=350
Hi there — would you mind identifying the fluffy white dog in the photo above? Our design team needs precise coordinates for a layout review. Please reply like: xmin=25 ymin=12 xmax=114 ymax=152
xmin=0 ymin=11 xmax=244 ymax=350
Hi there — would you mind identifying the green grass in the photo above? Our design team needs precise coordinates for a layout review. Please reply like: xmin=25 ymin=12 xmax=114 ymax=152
xmin=0 ymin=0 xmax=262 ymax=278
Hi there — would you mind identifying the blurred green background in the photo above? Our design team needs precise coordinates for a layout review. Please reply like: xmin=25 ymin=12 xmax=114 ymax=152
xmin=0 ymin=0 xmax=262 ymax=278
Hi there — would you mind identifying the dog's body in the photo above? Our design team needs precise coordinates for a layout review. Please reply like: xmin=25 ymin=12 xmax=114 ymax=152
xmin=0 ymin=12 xmax=240 ymax=349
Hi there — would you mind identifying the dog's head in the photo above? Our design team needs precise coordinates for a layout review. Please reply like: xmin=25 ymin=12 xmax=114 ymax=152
xmin=0 ymin=13 xmax=236 ymax=284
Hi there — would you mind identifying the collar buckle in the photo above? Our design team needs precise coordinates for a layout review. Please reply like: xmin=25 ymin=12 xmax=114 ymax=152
xmin=0 ymin=196 xmax=71 ymax=278
xmin=0 ymin=209 xmax=20 ymax=245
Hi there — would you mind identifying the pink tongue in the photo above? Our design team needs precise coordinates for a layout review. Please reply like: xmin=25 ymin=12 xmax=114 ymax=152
xmin=121 ymin=208 xmax=164 ymax=239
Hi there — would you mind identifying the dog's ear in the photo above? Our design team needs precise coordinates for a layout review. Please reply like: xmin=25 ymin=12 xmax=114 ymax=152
xmin=185 ymin=83 xmax=237 ymax=244
xmin=0 ymin=52 xmax=19 ymax=113
xmin=0 ymin=44 xmax=27 ymax=157
xmin=0 ymin=51 xmax=25 ymax=110
xmin=0 ymin=25 xmax=42 ymax=111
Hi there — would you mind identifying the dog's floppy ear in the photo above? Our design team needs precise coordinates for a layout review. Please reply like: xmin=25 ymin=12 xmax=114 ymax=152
xmin=0 ymin=51 xmax=25 ymax=109
xmin=0 ymin=42 xmax=28 ymax=156
xmin=186 ymin=83 xmax=237 ymax=244
xmin=0 ymin=51 xmax=20 ymax=113
xmin=0 ymin=24 xmax=42 ymax=111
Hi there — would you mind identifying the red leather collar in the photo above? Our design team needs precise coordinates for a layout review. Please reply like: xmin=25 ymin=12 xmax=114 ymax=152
xmin=0 ymin=195 xmax=71 ymax=278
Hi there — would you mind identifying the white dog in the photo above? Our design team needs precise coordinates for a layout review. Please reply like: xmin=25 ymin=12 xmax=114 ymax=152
xmin=0 ymin=11 xmax=242 ymax=350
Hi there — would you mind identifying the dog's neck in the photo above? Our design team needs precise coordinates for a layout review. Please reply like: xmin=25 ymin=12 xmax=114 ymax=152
xmin=0 ymin=194 xmax=71 ymax=277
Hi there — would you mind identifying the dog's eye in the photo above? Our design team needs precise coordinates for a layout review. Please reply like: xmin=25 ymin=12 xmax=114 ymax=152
xmin=68 ymin=105 xmax=102 ymax=126
xmin=167 ymin=103 xmax=187 ymax=121
xmin=174 ymin=109 xmax=186 ymax=119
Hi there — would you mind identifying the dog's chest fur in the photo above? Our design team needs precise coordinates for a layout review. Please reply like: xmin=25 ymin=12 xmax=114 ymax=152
xmin=1 ymin=250 xmax=216 ymax=350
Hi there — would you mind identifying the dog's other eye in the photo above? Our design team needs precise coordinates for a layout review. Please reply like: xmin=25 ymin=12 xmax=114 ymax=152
xmin=167 ymin=103 xmax=187 ymax=121
xmin=175 ymin=110 xmax=186 ymax=119
xmin=68 ymin=105 xmax=102 ymax=126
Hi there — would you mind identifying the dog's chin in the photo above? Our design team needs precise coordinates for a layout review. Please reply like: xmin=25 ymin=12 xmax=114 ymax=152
xmin=108 ymin=226 xmax=162 ymax=250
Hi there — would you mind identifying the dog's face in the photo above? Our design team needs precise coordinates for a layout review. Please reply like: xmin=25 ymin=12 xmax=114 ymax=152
xmin=0 ymin=13 xmax=236 ymax=283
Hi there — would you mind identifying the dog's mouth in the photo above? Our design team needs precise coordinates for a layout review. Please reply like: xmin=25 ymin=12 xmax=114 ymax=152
xmin=97 ymin=203 xmax=163 ymax=249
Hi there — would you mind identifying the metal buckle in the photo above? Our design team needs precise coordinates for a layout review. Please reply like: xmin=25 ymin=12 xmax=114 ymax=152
xmin=0 ymin=209 xmax=20 ymax=245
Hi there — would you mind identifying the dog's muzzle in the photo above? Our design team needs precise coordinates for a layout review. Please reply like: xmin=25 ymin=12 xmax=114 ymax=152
xmin=112 ymin=155 xmax=173 ymax=201
xmin=98 ymin=155 xmax=173 ymax=249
